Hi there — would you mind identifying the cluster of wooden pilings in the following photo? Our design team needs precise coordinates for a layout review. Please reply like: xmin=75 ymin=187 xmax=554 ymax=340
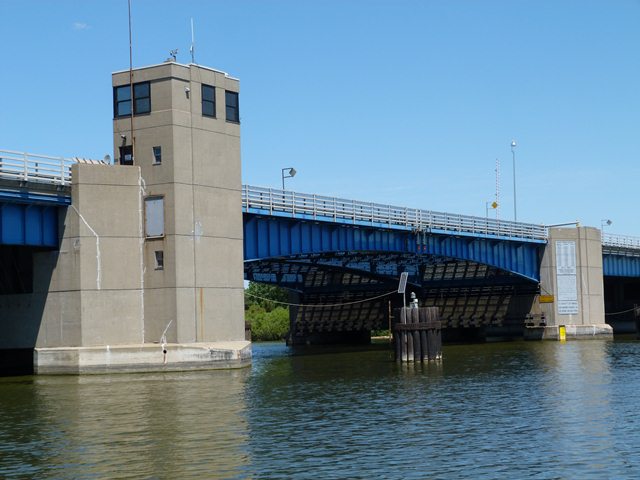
xmin=393 ymin=307 xmax=442 ymax=362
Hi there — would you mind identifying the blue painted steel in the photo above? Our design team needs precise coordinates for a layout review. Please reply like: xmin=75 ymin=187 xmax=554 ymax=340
xmin=603 ymin=254 xmax=640 ymax=278
xmin=244 ymin=214 xmax=543 ymax=281
xmin=245 ymin=206 xmax=547 ymax=244
xmin=0 ymin=190 xmax=70 ymax=205
xmin=0 ymin=202 xmax=59 ymax=248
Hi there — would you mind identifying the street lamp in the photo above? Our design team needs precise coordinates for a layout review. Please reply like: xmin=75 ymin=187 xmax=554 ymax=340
xmin=511 ymin=140 xmax=517 ymax=222
xmin=281 ymin=167 xmax=296 ymax=190
xmin=601 ymin=219 xmax=612 ymax=230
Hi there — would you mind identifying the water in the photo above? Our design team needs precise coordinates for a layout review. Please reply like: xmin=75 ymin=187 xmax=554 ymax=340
xmin=2 ymin=339 xmax=640 ymax=479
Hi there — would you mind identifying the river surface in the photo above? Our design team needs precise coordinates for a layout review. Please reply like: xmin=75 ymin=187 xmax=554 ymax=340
xmin=2 ymin=338 xmax=640 ymax=479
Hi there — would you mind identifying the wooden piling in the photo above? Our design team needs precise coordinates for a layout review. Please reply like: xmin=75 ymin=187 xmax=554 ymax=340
xmin=393 ymin=306 xmax=442 ymax=362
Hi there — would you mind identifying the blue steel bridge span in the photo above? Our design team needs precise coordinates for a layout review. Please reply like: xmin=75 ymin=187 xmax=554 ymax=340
xmin=242 ymin=186 xmax=549 ymax=341
xmin=241 ymin=186 xmax=640 ymax=341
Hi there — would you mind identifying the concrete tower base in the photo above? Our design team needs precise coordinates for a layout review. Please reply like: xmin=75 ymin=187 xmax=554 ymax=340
xmin=34 ymin=341 xmax=251 ymax=375
xmin=524 ymin=324 xmax=612 ymax=341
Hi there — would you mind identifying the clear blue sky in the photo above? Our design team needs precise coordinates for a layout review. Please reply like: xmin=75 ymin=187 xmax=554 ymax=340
xmin=2 ymin=1 xmax=639 ymax=235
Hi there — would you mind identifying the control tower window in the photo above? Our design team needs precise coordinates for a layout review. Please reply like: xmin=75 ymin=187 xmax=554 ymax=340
xmin=225 ymin=91 xmax=239 ymax=123
xmin=114 ymin=81 xmax=151 ymax=117
xmin=119 ymin=145 xmax=133 ymax=166
xmin=202 ymin=84 xmax=216 ymax=117
xmin=152 ymin=146 xmax=162 ymax=165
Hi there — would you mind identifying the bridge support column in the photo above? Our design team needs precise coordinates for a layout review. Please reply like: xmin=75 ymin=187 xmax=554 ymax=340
xmin=25 ymin=163 xmax=250 ymax=374
xmin=529 ymin=227 xmax=612 ymax=340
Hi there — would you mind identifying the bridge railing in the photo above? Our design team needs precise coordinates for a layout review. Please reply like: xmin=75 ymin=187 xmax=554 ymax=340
xmin=242 ymin=185 xmax=548 ymax=241
xmin=603 ymin=233 xmax=640 ymax=250
xmin=0 ymin=149 xmax=76 ymax=186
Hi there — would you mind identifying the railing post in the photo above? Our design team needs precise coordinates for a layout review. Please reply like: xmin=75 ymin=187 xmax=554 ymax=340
xmin=269 ymin=188 xmax=273 ymax=215
xmin=313 ymin=194 xmax=317 ymax=219
xmin=292 ymin=191 xmax=296 ymax=216
xmin=242 ymin=185 xmax=247 ymax=210
xmin=23 ymin=152 xmax=28 ymax=182
xmin=61 ymin=157 xmax=66 ymax=184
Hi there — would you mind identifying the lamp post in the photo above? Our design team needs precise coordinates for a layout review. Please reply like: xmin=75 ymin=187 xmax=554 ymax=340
xmin=281 ymin=167 xmax=297 ymax=190
xmin=601 ymin=219 xmax=612 ymax=231
xmin=511 ymin=140 xmax=517 ymax=222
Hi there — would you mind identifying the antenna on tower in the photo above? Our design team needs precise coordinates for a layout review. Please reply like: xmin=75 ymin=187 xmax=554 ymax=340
xmin=190 ymin=18 xmax=196 ymax=64
xmin=495 ymin=158 xmax=500 ymax=220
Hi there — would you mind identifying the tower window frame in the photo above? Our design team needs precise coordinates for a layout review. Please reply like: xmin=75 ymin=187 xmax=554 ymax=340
xmin=152 ymin=146 xmax=162 ymax=165
xmin=202 ymin=84 xmax=216 ymax=118
xmin=114 ymin=81 xmax=151 ymax=118
xmin=119 ymin=145 xmax=133 ymax=166
xmin=154 ymin=250 xmax=164 ymax=270
xmin=225 ymin=90 xmax=239 ymax=123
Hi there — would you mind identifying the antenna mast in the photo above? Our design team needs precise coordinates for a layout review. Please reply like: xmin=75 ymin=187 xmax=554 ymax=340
xmin=190 ymin=18 xmax=196 ymax=64
xmin=128 ymin=0 xmax=135 ymax=163
xmin=495 ymin=158 xmax=500 ymax=220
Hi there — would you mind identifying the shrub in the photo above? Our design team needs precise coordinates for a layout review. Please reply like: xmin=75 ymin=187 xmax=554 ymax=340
xmin=246 ymin=306 xmax=289 ymax=341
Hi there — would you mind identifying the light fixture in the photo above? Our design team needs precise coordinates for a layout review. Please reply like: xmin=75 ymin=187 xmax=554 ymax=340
xmin=281 ymin=167 xmax=297 ymax=190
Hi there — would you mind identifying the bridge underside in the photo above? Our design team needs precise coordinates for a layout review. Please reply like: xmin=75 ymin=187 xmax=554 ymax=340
xmin=602 ymin=250 xmax=640 ymax=333
xmin=245 ymin=252 xmax=540 ymax=344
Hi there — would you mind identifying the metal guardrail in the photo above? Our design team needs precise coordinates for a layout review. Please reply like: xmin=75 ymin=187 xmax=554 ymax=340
xmin=242 ymin=185 xmax=548 ymax=241
xmin=603 ymin=233 xmax=640 ymax=250
xmin=0 ymin=149 xmax=78 ymax=186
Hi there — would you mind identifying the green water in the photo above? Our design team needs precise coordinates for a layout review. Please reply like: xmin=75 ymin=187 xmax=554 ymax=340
xmin=2 ymin=338 xmax=640 ymax=479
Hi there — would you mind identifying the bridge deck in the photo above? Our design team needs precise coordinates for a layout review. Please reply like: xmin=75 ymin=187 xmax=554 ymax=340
xmin=242 ymin=185 xmax=548 ymax=243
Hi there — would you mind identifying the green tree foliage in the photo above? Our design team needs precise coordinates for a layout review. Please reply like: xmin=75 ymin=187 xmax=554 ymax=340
xmin=244 ymin=282 xmax=290 ymax=341
xmin=244 ymin=282 xmax=288 ymax=312
xmin=247 ymin=305 xmax=290 ymax=341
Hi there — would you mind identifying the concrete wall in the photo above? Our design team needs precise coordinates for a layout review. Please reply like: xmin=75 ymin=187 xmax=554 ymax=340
xmin=0 ymin=164 xmax=143 ymax=349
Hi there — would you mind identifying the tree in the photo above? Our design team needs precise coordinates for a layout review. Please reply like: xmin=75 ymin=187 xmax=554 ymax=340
xmin=244 ymin=282 xmax=288 ymax=312
xmin=244 ymin=282 xmax=291 ymax=341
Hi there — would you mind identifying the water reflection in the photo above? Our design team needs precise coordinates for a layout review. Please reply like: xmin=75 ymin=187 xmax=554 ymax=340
xmin=0 ymin=370 xmax=251 ymax=479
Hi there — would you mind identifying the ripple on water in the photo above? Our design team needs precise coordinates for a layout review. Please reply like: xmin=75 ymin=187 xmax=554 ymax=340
xmin=2 ymin=339 xmax=640 ymax=478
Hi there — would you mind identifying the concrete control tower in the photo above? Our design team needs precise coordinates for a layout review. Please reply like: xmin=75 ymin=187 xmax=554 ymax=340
xmin=112 ymin=61 xmax=246 ymax=349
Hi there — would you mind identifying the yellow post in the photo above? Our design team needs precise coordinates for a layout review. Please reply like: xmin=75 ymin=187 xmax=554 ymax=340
xmin=559 ymin=325 xmax=567 ymax=342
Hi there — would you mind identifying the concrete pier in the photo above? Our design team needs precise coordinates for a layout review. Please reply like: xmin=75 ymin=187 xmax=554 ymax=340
xmin=533 ymin=226 xmax=613 ymax=339
xmin=0 ymin=61 xmax=249 ymax=373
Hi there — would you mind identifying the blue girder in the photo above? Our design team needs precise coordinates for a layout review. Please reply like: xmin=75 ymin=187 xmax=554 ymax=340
xmin=0 ymin=201 xmax=59 ymax=248
xmin=603 ymin=252 xmax=640 ymax=278
xmin=244 ymin=214 xmax=543 ymax=282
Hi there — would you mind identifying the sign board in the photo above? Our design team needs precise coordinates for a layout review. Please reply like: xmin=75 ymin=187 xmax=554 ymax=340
xmin=398 ymin=272 xmax=409 ymax=294
xmin=555 ymin=240 xmax=578 ymax=315
xmin=539 ymin=295 xmax=555 ymax=304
